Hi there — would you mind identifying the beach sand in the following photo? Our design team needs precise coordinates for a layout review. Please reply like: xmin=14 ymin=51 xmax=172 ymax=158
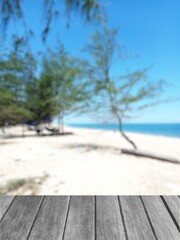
xmin=0 ymin=125 xmax=180 ymax=195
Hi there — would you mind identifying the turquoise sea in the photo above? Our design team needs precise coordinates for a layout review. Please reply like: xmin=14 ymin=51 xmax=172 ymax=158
xmin=68 ymin=123 xmax=180 ymax=138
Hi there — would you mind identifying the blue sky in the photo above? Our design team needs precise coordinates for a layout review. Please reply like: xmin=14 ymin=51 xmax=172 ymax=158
xmin=4 ymin=0 xmax=180 ymax=123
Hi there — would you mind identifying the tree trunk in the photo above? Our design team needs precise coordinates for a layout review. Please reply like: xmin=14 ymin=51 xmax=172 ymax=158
xmin=1 ymin=126 xmax=5 ymax=135
xmin=121 ymin=148 xmax=180 ymax=164
xmin=117 ymin=117 xmax=138 ymax=150
xmin=22 ymin=124 xmax=25 ymax=137
xmin=61 ymin=114 xmax=64 ymax=133
xmin=58 ymin=114 xmax=61 ymax=133
xmin=110 ymin=91 xmax=138 ymax=149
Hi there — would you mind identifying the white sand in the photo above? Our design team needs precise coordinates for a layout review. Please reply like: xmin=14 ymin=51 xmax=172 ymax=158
xmin=0 ymin=125 xmax=180 ymax=195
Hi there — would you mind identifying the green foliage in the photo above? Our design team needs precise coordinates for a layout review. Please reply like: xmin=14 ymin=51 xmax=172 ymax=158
xmin=40 ymin=45 xmax=90 ymax=115
xmin=26 ymin=75 xmax=60 ymax=123
xmin=0 ymin=105 xmax=31 ymax=125
xmin=0 ymin=43 xmax=90 ymax=130
xmin=0 ymin=52 xmax=33 ymax=126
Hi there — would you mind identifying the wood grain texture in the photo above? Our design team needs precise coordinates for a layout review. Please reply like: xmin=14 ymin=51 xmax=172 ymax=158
xmin=1 ymin=196 xmax=179 ymax=240
xmin=1 ymin=196 xmax=43 ymax=240
xmin=0 ymin=196 xmax=15 ymax=221
xmin=162 ymin=196 xmax=180 ymax=229
xmin=96 ymin=196 xmax=126 ymax=240
xmin=120 ymin=196 xmax=156 ymax=240
xmin=28 ymin=196 xmax=69 ymax=240
xmin=142 ymin=196 xmax=180 ymax=240
xmin=63 ymin=196 xmax=94 ymax=240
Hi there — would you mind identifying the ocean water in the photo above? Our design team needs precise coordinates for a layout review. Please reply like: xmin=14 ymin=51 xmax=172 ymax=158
xmin=68 ymin=123 xmax=180 ymax=138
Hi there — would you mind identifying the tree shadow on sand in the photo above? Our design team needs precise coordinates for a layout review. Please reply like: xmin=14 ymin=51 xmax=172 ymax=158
xmin=63 ymin=143 xmax=180 ymax=164
xmin=64 ymin=143 xmax=122 ymax=155
xmin=1 ymin=132 xmax=74 ymax=139
xmin=0 ymin=141 xmax=17 ymax=145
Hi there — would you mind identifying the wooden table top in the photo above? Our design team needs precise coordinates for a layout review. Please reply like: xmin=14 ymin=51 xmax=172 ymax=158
xmin=0 ymin=196 xmax=179 ymax=240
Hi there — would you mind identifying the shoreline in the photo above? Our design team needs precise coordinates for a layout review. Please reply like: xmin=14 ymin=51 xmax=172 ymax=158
xmin=0 ymin=125 xmax=180 ymax=195
xmin=67 ymin=123 xmax=180 ymax=139
xmin=67 ymin=124 xmax=180 ymax=139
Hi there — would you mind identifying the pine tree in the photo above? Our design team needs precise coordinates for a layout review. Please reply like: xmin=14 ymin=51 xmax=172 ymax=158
xmin=0 ymin=52 xmax=32 ymax=131
xmin=85 ymin=26 xmax=165 ymax=149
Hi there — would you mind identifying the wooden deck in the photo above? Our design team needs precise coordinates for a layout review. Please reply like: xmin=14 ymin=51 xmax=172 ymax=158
xmin=0 ymin=196 xmax=179 ymax=240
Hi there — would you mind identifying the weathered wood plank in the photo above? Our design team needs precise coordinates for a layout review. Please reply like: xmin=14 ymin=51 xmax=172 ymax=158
xmin=120 ymin=196 xmax=156 ymax=240
xmin=28 ymin=196 xmax=69 ymax=240
xmin=1 ymin=196 xmax=43 ymax=240
xmin=1 ymin=196 xmax=179 ymax=240
xmin=63 ymin=196 xmax=94 ymax=240
xmin=161 ymin=196 xmax=180 ymax=230
xmin=142 ymin=196 xmax=180 ymax=240
xmin=0 ymin=196 xmax=15 ymax=221
xmin=96 ymin=196 xmax=126 ymax=240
